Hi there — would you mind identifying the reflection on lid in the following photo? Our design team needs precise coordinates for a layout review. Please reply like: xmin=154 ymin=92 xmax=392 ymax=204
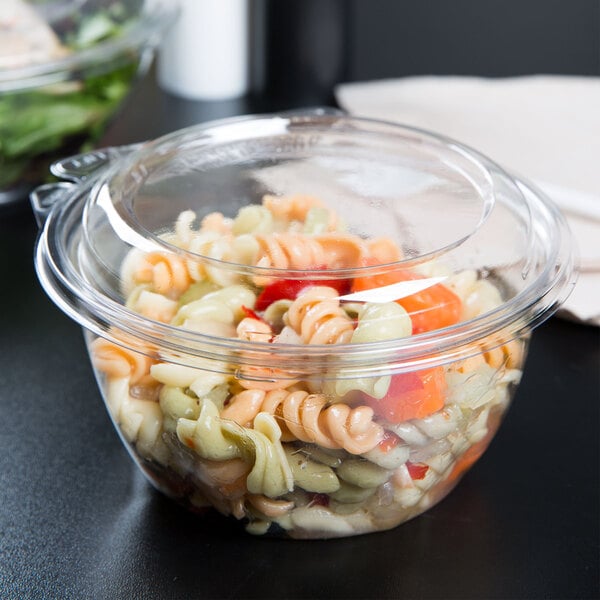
xmin=339 ymin=276 xmax=447 ymax=304
xmin=96 ymin=182 xmax=163 ymax=253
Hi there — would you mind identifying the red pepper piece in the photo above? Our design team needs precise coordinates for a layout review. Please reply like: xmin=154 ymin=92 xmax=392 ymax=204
xmin=241 ymin=305 xmax=264 ymax=321
xmin=255 ymin=269 xmax=351 ymax=311
xmin=406 ymin=461 xmax=429 ymax=480
xmin=362 ymin=368 xmax=446 ymax=423
xmin=377 ymin=430 xmax=401 ymax=453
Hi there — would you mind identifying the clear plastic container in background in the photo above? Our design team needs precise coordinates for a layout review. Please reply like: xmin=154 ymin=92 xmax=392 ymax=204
xmin=0 ymin=0 xmax=177 ymax=210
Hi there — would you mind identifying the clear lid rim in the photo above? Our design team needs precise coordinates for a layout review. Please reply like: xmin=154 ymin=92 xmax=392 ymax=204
xmin=34 ymin=114 xmax=577 ymax=371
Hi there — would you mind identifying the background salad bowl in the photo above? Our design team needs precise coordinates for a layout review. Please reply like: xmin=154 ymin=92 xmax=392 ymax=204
xmin=32 ymin=112 xmax=575 ymax=539
xmin=0 ymin=0 xmax=177 ymax=209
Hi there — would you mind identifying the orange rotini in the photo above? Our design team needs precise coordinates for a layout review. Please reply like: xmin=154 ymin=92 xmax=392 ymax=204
xmin=253 ymin=232 xmax=366 ymax=271
xmin=200 ymin=211 xmax=233 ymax=234
xmin=262 ymin=194 xmax=327 ymax=223
xmin=451 ymin=338 xmax=524 ymax=374
xmin=236 ymin=317 xmax=273 ymax=343
xmin=132 ymin=251 xmax=191 ymax=299
xmin=234 ymin=317 xmax=297 ymax=390
xmin=366 ymin=237 xmax=403 ymax=264
xmin=90 ymin=337 xmax=155 ymax=384
xmin=220 ymin=388 xmax=384 ymax=454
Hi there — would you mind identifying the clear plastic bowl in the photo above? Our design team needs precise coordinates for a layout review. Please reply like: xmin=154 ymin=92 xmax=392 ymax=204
xmin=32 ymin=112 xmax=575 ymax=538
xmin=0 ymin=0 xmax=177 ymax=208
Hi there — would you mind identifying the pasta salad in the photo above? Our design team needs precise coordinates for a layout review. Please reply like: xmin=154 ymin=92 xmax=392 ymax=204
xmin=89 ymin=194 xmax=525 ymax=538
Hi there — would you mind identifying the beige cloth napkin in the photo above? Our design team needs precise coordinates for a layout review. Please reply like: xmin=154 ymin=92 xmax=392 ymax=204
xmin=336 ymin=75 xmax=600 ymax=325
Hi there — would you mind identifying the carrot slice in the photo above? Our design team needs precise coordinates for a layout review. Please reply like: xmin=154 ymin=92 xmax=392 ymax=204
xmin=363 ymin=367 xmax=446 ymax=423
xmin=352 ymin=261 xmax=462 ymax=334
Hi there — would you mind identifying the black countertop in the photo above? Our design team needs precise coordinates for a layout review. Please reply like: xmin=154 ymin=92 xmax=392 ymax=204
xmin=1 ymin=69 xmax=599 ymax=599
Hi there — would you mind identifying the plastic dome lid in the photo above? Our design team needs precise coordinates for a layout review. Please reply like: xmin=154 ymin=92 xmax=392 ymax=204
xmin=33 ymin=112 xmax=576 ymax=377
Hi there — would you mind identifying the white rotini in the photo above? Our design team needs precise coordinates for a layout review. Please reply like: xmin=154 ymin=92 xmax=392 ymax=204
xmin=352 ymin=302 xmax=412 ymax=343
xmin=284 ymin=286 xmax=354 ymax=344
xmin=445 ymin=363 xmax=517 ymax=411
xmin=174 ymin=210 xmax=197 ymax=248
xmin=446 ymin=269 xmax=502 ymax=320
xmin=105 ymin=376 xmax=170 ymax=464
xmin=246 ymin=494 xmax=295 ymax=518
xmin=188 ymin=232 xmax=260 ymax=287
xmin=151 ymin=362 xmax=230 ymax=399
xmin=172 ymin=284 xmax=256 ymax=336
xmin=362 ymin=439 xmax=410 ymax=470
xmin=322 ymin=375 xmax=391 ymax=401
xmin=127 ymin=287 xmax=178 ymax=323
xmin=321 ymin=302 xmax=413 ymax=400
xmin=232 ymin=205 xmax=275 ymax=235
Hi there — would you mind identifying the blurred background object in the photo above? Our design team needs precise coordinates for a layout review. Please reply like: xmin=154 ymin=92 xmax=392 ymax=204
xmin=257 ymin=0 xmax=349 ymax=105
xmin=0 ymin=0 xmax=176 ymax=212
xmin=158 ymin=0 xmax=250 ymax=100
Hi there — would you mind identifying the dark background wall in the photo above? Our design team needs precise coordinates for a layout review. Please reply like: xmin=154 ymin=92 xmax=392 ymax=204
xmin=349 ymin=0 xmax=600 ymax=79
xmin=256 ymin=0 xmax=599 ymax=104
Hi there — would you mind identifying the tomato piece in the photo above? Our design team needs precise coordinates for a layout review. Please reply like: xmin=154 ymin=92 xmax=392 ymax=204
xmin=255 ymin=280 xmax=310 ymax=311
xmin=241 ymin=305 xmax=264 ymax=321
xmin=363 ymin=368 xmax=446 ymax=423
xmin=406 ymin=461 xmax=429 ymax=480
xmin=255 ymin=270 xmax=351 ymax=311
xmin=352 ymin=261 xmax=462 ymax=333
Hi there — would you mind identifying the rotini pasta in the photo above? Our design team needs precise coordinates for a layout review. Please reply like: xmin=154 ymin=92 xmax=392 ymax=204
xmin=127 ymin=287 xmax=178 ymax=323
xmin=177 ymin=398 xmax=293 ymax=498
xmin=200 ymin=211 xmax=233 ymax=234
xmin=221 ymin=388 xmax=384 ymax=454
xmin=232 ymin=205 xmax=275 ymax=235
xmin=91 ymin=194 xmax=527 ymax=538
xmin=104 ymin=376 xmax=169 ymax=464
xmin=172 ymin=284 xmax=256 ymax=336
xmin=262 ymin=194 xmax=330 ymax=226
xmin=284 ymin=286 xmax=354 ymax=344
xmin=246 ymin=493 xmax=295 ymax=518
xmin=351 ymin=302 xmax=412 ymax=343
xmin=91 ymin=337 xmax=155 ymax=385
xmin=283 ymin=445 xmax=341 ymax=493
xmin=253 ymin=232 xmax=366 ymax=271
xmin=131 ymin=251 xmax=191 ymax=299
